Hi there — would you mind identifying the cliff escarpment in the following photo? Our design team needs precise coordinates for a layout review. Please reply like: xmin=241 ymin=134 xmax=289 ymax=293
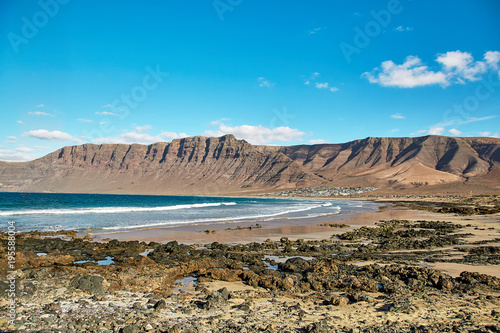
xmin=0 ymin=134 xmax=499 ymax=195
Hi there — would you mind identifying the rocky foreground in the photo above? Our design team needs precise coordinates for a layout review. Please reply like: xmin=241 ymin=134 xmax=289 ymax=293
xmin=1 ymin=201 xmax=500 ymax=332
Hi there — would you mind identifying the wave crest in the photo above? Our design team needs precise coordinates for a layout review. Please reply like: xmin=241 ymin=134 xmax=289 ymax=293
xmin=0 ymin=202 xmax=237 ymax=216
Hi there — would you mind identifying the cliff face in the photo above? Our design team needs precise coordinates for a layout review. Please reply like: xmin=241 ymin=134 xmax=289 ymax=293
xmin=0 ymin=134 xmax=499 ymax=195
xmin=279 ymin=136 xmax=499 ymax=188
xmin=0 ymin=135 xmax=321 ymax=195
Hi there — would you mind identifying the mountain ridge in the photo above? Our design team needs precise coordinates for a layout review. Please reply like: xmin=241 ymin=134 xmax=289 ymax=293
xmin=1 ymin=134 xmax=499 ymax=195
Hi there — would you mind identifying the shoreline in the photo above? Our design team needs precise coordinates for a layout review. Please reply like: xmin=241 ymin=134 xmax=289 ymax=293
xmin=90 ymin=204 xmax=411 ymax=244
xmin=1 ymin=194 xmax=372 ymax=235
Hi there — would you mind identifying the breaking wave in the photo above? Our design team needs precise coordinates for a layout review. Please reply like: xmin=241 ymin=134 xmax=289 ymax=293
xmin=0 ymin=202 xmax=237 ymax=216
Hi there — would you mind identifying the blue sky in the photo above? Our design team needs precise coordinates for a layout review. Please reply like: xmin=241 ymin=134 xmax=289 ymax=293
xmin=1 ymin=0 xmax=499 ymax=161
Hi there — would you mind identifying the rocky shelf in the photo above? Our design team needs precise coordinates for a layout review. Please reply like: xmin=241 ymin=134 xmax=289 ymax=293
xmin=1 ymin=216 xmax=499 ymax=332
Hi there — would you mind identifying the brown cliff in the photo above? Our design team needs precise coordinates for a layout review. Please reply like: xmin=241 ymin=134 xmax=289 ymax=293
xmin=0 ymin=134 xmax=499 ymax=195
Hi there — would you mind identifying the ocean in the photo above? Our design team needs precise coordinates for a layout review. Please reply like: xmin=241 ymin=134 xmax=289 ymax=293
xmin=0 ymin=192 xmax=379 ymax=233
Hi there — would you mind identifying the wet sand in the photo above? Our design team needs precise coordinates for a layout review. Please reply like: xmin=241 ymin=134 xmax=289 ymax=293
xmin=92 ymin=205 xmax=421 ymax=244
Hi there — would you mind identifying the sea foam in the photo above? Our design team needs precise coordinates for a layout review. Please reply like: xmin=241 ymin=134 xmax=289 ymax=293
xmin=0 ymin=202 xmax=237 ymax=216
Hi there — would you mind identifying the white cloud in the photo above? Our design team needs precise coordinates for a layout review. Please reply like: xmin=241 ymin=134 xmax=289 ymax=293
xmin=363 ymin=56 xmax=448 ymax=88
xmin=485 ymin=51 xmax=500 ymax=74
xmin=410 ymin=129 xmax=428 ymax=136
xmin=77 ymin=118 xmax=93 ymax=123
xmin=0 ymin=149 xmax=38 ymax=162
xmin=33 ymin=146 xmax=51 ymax=150
xmin=258 ymin=77 xmax=274 ymax=88
xmin=160 ymin=132 xmax=190 ymax=140
xmin=15 ymin=146 xmax=34 ymax=152
xmin=394 ymin=26 xmax=413 ymax=32
xmin=28 ymin=111 xmax=53 ymax=116
xmin=95 ymin=111 xmax=118 ymax=116
xmin=462 ymin=116 xmax=497 ymax=124
xmin=17 ymin=120 xmax=23 ymax=125
xmin=389 ymin=128 xmax=400 ymax=133
xmin=315 ymin=82 xmax=339 ymax=92
xmin=209 ymin=118 xmax=231 ymax=126
xmin=436 ymin=51 xmax=487 ymax=82
xmin=437 ymin=51 xmax=474 ymax=70
xmin=365 ymin=50 xmax=500 ymax=88
xmin=478 ymin=131 xmax=498 ymax=138
xmin=303 ymin=73 xmax=338 ymax=91
xmin=413 ymin=116 xmax=497 ymax=138
xmin=309 ymin=139 xmax=327 ymax=144
xmin=102 ymin=104 xmax=113 ymax=108
xmin=437 ymin=115 xmax=497 ymax=128
xmin=134 ymin=125 xmax=152 ymax=133
xmin=36 ymin=104 xmax=45 ymax=108
xmin=411 ymin=127 xmax=446 ymax=136
xmin=428 ymin=127 xmax=445 ymax=135
xmin=203 ymin=123 xmax=306 ymax=145
xmin=27 ymin=129 xmax=81 ymax=143
xmin=7 ymin=136 xmax=17 ymax=140
xmin=309 ymin=27 xmax=322 ymax=34
xmin=391 ymin=113 xmax=405 ymax=119
xmin=93 ymin=132 xmax=166 ymax=145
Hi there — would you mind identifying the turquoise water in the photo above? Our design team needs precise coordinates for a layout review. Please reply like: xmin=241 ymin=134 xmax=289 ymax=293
xmin=0 ymin=192 xmax=378 ymax=233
